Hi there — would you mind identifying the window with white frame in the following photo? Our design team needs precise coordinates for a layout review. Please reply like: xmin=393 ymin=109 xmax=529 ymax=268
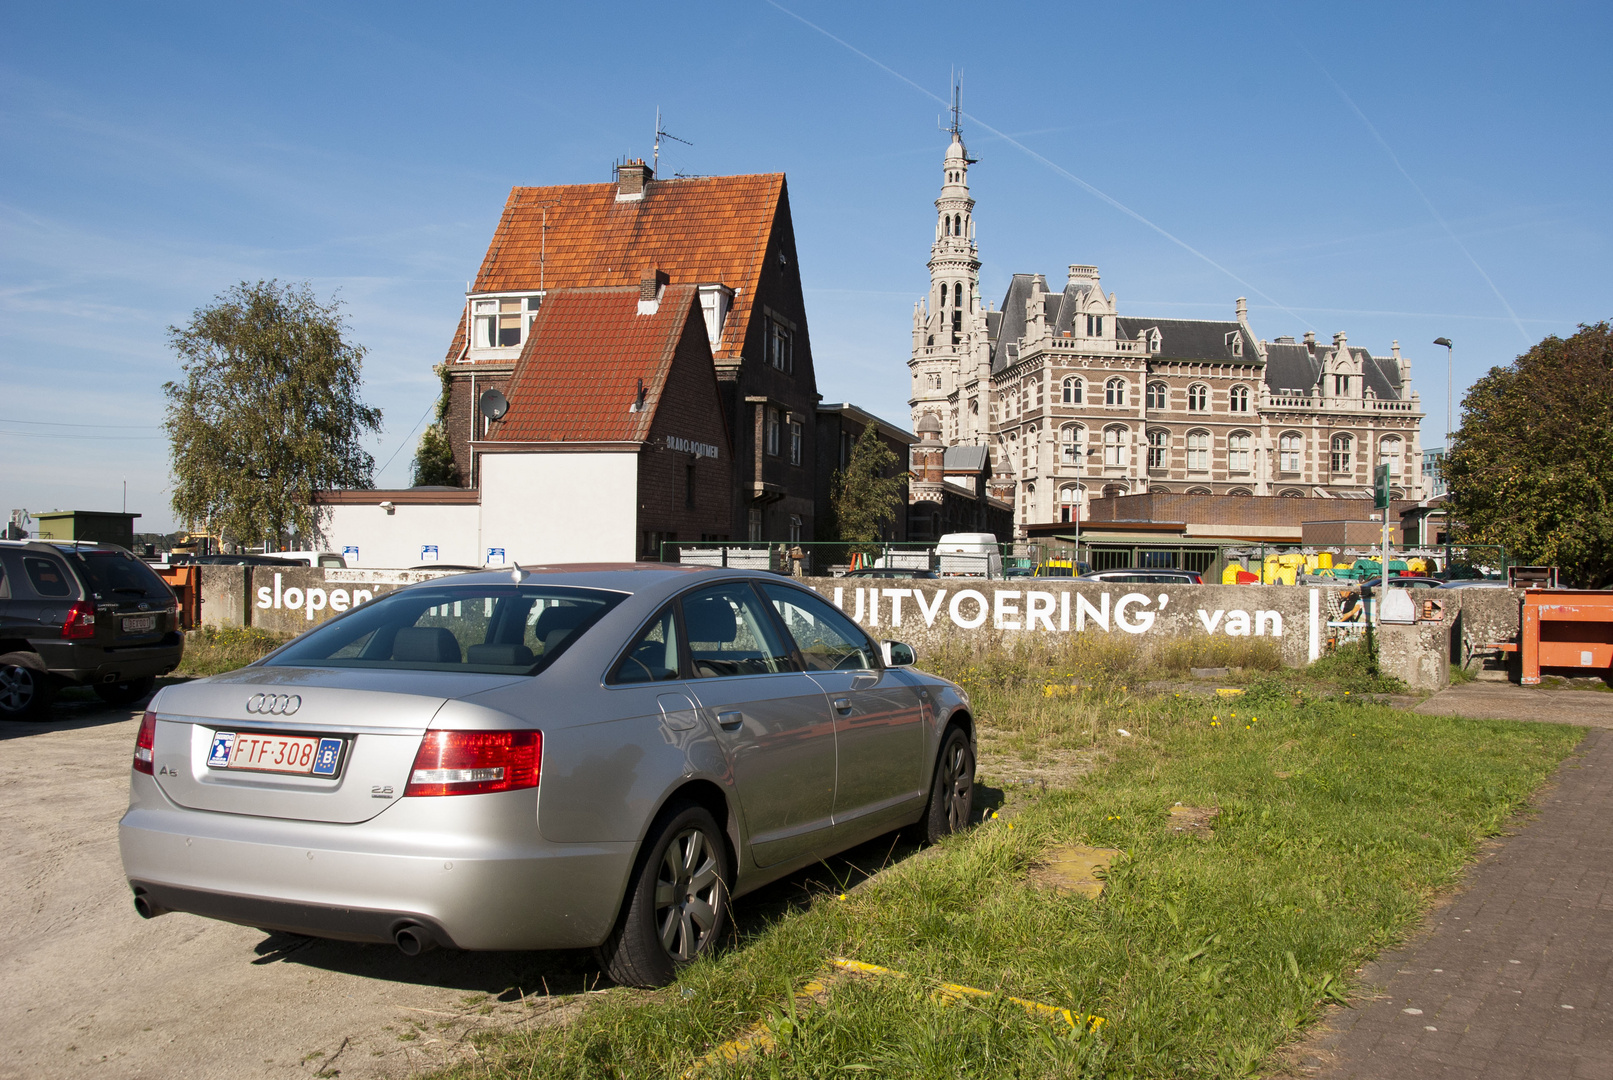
xmin=1062 ymin=377 xmax=1083 ymax=404
xmin=1280 ymin=432 xmax=1303 ymax=472
xmin=1187 ymin=383 xmax=1209 ymax=411
xmin=765 ymin=408 xmax=780 ymax=456
xmin=1331 ymin=433 xmax=1353 ymax=472
xmin=1105 ymin=378 xmax=1126 ymax=407
xmin=1060 ymin=424 xmax=1083 ymax=464
xmin=789 ymin=420 xmax=802 ymax=465
xmin=1228 ymin=431 xmax=1251 ymax=473
xmin=1147 ymin=428 xmax=1169 ymax=470
xmin=1103 ymin=425 xmax=1128 ymax=466
xmin=471 ymin=294 xmax=543 ymax=349
xmin=1380 ymin=435 xmax=1403 ymax=474
xmin=1186 ymin=430 xmax=1210 ymax=471
xmin=1085 ymin=314 xmax=1104 ymax=337
xmin=1229 ymin=385 xmax=1250 ymax=412
xmin=1147 ymin=382 xmax=1168 ymax=410
xmin=1060 ymin=485 xmax=1082 ymax=523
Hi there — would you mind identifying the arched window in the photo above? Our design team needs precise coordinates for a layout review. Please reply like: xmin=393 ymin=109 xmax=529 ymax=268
xmin=1147 ymin=382 xmax=1168 ymax=410
xmin=1331 ymin=433 xmax=1354 ymax=473
xmin=1023 ymin=425 xmax=1036 ymax=472
xmin=953 ymin=283 xmax=963 ymax=308
xmin=1103 ymin=425 xmax=1128 ymax=466
xmin=1062 ymin=377 xmax=1083 ymax=404
xmin=1147 ymin=428 xmax=1169 ymax=470
xmin=1279 ymin=488 xmax=1306 ymax=498
xmin=1229 ymin=385 xmax=1250 ymax=413
xmin=1060 ymin=423 xmax=1084 ymax=464
xmin=1228 ymin=431 xmax=1252 ymax=473
xmin=1186 ymin=486 xmax=1213 ymax=495
xmin=1187 ymin=383 xmax=1209 ymax=411
xmin=1380 ymin=435 xmax=1403 ymax=473
xmin=1102 ymin=483 xmax=1126 ymax=499
xmin=1105 ymin=378 xmax=1127 ymax=407
xmin=1059 ymin=485 xmax=1082 ymax=523
xmin=1228 ymin=487 xmax=1253 ymax=497
xmin=1186 ymin=430 xmax=1210 ymax=471
xmin=1279 ymin=432 xmax=1302 ymax=472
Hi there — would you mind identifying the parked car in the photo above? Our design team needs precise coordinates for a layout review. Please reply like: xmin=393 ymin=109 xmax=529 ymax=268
xmin=1354 ymin=576 xmax=1447 ymax=594
xmin=1438 ymin=579 xmax=1512 ymax=589
xmin=179 ymin=554 xmax=306 ymax=567
xmin=0 ymin=541 xmax=184 ymax=719
xmin=271 ymin=550 xmax=349 ymax=568
xmin=1078 ymin=568 xmax=1204 ymax=585
xmin=119 ymin=565 xmax=975 ymax=987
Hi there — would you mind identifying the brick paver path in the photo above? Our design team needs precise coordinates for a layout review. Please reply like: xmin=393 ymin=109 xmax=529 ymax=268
xmin=1304 ymin=725 xmax=1613 ymax=1079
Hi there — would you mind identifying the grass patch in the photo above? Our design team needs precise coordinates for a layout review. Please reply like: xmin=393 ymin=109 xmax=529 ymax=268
xmin=172 ymin=626 xmax=291 ymax=678
xmin=441 ymin=680 xmax=1579 ymax=1079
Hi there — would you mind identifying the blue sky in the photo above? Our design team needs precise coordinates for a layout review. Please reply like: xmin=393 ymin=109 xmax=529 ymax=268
xmin=3 ymin=1 xmax=1608 ymax=533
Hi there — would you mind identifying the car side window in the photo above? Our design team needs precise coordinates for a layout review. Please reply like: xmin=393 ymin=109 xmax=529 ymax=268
xmin=611 ymin=606 xmax=682 ymax=684
xmin=758 ymin=583 xmax=878 ymax=672
xmin=23 ymin=557 xmax=73 ymax=597
xmin=680 ymin=583 xmax=798 ymax=679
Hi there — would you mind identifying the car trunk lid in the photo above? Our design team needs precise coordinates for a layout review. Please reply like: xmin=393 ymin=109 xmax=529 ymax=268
xmin=147 ymin=667 xmax=526 ymax=824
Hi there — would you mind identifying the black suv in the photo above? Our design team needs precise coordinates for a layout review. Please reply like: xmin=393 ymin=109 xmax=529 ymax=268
xmin=0 ymin=541 xmax=185 ymax=719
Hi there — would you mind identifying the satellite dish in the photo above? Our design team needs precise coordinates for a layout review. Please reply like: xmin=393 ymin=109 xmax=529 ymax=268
xmin=478 ymin=389 xmax=509 ymax=421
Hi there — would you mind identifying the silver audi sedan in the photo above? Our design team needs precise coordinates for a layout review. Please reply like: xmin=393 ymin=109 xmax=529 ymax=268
xmin=119 ymin=564 xmax=975 ymax=987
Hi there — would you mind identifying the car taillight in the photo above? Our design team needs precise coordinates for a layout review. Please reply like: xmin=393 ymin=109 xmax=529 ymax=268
xmin=62 ymin=602 xmax=96 ymax=640
xmin=404 ymin=730 xmax=541 ymax=797
xmin=133 ymin=710 xmax=156 ymax=774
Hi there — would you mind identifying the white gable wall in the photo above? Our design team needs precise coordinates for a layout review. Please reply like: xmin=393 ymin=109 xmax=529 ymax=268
xmin=317 ymin=502 xmax=482 ymax=569
xmin=479 ymin=451 xmax=638 ymax=564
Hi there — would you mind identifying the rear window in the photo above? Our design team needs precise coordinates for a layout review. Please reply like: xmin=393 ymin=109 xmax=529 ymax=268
xmin=71 ymin=549 xmax=171 ymax=600
xmin=264 ymin=584 xmax=625 ymax=675
xmin=24 ymin=557 xmax=74 ymax=597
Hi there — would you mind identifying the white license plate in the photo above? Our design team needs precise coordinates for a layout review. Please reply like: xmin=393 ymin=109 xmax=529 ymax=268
xmin=207 ymin=731 xmax=345 ymax=776
xmin=123 ymin=614 xmax=157 ymax=633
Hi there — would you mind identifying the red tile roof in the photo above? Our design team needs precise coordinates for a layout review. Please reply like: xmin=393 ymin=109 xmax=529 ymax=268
xmin=446 ymin=173 xmax=784 ymax=364
xmin=484 ymin=285 xmax=707 ymax=445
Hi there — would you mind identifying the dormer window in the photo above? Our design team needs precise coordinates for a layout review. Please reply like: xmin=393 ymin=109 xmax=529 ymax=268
xmin=471 ymin=294 xmax=543 ymax=350
xmin=1086 ymin=314 xmax=1104 ymax=337
xmin=1226 ymin=331 xmax=1243 ymax=357
xmin=1333 ymin=374 xmax=1351 ymax=395
xmin=1149 ymin=329 xmax=1161 ymax=353
xmin=698 ymin=285 xmax=733 ymax=350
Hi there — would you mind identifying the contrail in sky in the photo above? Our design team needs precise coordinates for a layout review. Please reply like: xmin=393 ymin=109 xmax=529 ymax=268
xmin=762 ymin=0 xmax=1314 ymax=329
xmin=1303 ymin=51 xmax=1531 ymax=344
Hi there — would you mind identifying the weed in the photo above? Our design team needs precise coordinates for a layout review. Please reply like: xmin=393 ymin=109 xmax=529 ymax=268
xmin=173 ymin=626 xmax=292 ymax=678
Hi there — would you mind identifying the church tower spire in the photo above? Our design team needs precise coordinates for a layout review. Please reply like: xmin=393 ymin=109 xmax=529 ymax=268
xmin=909 ymin=78 xmax=985 ymax=442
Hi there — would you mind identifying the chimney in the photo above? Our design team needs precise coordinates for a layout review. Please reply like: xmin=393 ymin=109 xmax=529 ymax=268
xmin=1333 ymin=331 xmax=1346 ymax=349
xmin=1303 ymin=330 xmax=1316 ymax=354
xmin=1067 ymin=264 xmax=1100 ymax=286
xmin=1235 ymin=297 xmax=1248 ymax=322
xmin=637 ymin=269 xmax=668 ymax=315
xmin=616 ymin=159 xmax=653 ymax=201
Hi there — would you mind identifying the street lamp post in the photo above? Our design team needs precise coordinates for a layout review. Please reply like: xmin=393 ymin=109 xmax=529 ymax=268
xmin=1433 ymin=337 xmax=1453 ymax=571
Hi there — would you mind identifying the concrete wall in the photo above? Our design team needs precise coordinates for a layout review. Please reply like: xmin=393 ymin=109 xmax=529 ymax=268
xmin=318 ymin=502 xmax=482 ymax=568
xmin=801 ymin=576 xmax=1525 ymax=671
xmin=479 ymin=452 xmax=637 ymax=564
xmin=200 ymin=566 xmax=465 ymax=632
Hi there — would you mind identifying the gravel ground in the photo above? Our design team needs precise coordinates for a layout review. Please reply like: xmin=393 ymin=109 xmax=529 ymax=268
xmin=0 ymin=700 xmax=593 ymax=1080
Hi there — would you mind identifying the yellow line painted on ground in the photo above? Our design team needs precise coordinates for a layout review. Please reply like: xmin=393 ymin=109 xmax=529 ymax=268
xmin=684 ymin=959 xmax=1102 ymax=1075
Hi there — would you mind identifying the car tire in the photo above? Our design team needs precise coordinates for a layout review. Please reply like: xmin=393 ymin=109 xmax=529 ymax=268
xmin=919 ymin=724 xmax=975 ymax=844
xmin=597 ymin=803 xmax=730 ymax=988
xmin=0 ymin=654 xmax=55 ymax=721
xmin=94 ymin=677 xmax=156 ymax=707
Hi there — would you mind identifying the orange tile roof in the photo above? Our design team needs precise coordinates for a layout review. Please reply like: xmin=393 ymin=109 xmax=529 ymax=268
xmin=446 ymin=173 xmax=784 ymax=364
xmin=485 ymin=285 xmax=708 ymax=444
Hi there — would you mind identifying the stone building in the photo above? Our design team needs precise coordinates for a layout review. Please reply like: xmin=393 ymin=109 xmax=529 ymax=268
xmin=907 ymin=125 xmax=1425 ymax=537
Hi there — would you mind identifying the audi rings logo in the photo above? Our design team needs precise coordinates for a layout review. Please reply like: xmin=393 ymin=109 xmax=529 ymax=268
xmin=246 ymin=693 xmax=302 ymax=716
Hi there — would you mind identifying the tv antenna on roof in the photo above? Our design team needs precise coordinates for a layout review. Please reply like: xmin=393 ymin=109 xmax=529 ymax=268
xmin=653 ymin=108 xmax=692 ymax=176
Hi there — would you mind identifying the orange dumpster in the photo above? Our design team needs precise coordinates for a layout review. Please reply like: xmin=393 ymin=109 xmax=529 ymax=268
xmin=154 ymin=564 xmax=202 ymax=630
xmin=1520 ymin=589 xmax=1613 ymax=685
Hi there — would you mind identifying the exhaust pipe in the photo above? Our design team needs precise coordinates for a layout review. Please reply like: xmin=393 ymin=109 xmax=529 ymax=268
xmin=133 ymin=892 xmax=169 ymax=919
xmin=392 ymin=923 xmax=438 ymax=956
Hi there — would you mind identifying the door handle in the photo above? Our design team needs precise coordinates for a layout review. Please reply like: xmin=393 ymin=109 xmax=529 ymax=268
xmin=716 ymin=710 xmax=744 ymax=731
xmin=832 ymin=697 xmax=852 ymax=712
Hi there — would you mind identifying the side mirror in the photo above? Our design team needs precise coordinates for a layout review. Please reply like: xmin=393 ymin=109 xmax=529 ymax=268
xmin=880 ymin=640 xmax=916 ymax=667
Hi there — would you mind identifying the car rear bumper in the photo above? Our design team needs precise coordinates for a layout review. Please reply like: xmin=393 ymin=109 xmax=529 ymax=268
xmin=36 ymin=635 xmax=183 ymax=685
xmin=118 ymin=775 xmax=636 ymax=951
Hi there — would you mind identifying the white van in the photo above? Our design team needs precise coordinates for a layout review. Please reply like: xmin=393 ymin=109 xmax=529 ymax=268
xmin=934 ymin=533 xmax=1002 ymax=578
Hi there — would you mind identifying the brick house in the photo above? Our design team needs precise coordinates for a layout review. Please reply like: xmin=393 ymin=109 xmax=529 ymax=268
xmin=439 ymin=161 xmax=820 ymax=544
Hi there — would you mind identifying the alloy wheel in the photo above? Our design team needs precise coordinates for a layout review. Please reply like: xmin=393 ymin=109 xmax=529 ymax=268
xmin=0 ymin=664 xmax=37 ymax=714
xmin=653 ymin=826 xmax=722 ymax=961
xmin=943 ymin=738 xmax=973 ymax=831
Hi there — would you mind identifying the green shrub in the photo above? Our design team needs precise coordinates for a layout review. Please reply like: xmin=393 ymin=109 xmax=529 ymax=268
xmin=174 ymin=626 xmax=292 ymax=678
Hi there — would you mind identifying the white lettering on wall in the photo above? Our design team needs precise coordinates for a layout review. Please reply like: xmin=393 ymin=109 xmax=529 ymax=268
xmin=949 ymin=589 xmax=989 ymax=629
xmin=993 ymin=590 xmax=1022 ymax=630
xmin=665 ymin=436 xmax=720 ymax=459
xmin=1114 ymin=593 xmax=1156 ymax=634
xmin=254 ymin=578 xmax=379 ymax=620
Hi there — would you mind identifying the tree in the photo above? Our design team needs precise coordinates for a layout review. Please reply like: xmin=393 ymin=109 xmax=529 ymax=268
xmin=411 ymin=365 xmax=460 ymax=486
xmin=165 ymin=280 xmax=383 ymax=550
xmin=1445 ymin=321 xmax=1613 ymax=587
xmin=829 ymin=424 xmax=908 ymax=549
